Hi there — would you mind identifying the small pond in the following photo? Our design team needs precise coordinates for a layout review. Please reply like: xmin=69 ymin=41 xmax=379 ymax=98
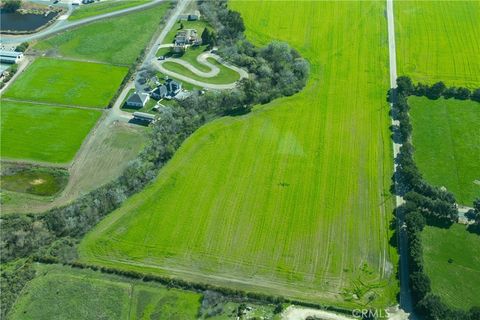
xmin=0 ymin=11 xmax=58 ymax=32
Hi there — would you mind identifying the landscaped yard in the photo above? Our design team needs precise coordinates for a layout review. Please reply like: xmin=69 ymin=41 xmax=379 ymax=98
xmin=68 ymin=0 xmax=150 ymax=21
xmin=421 ymin=224 xmax=480 ymax=310
xmin=409 ymin=96 xmax=480 ymax=205
xmin=3 ymin=58 xmax=128 ymax=108
xmin=35 ymin=3 xmax=170 ymax=65
xmin=7 ymin=264 xmax=202 ymax=320
xmin=162 ymin=57 xmax=240 ymax=84
xmin=1 ymin=101 xmax=101 ymax=163
xmin=79 ymin=1 xmax=396 ymax=308
xmin=395 ymin=1 xmax=480 ymax=88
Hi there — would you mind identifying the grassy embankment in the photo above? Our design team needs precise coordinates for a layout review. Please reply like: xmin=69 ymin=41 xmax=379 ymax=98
xmin=409 ymin=96 xmax=479 ymax=205
xmin=68 ymin=0 xmax=150 ymax=21
xmin=80 ymin=1 xmax=397 ymax=308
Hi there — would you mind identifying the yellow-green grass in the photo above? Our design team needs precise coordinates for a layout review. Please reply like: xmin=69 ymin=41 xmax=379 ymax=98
xmin=1 ymin=101 xmax=101 ymax=163
xmin=68 ymin=0 xmax=150 ymax=21
xmin=395 ymin=1 xmax=480 ymax=88
xmin=3 ymin=58 xmax=128 ymax=108
xmin=80 ymin=1 xmax=396 ymax=308
xmin=35 ymin=3 xmax=169 ymax=65
xmin=162 ymin=57 xmax=240 ymax=85
xmin=8 ymin=264 xmax=201 ymax=320
xmin=421 ymin=224 xmax=480 ymax=310
xmin=409 ymin=96 xmax=480 ymax=205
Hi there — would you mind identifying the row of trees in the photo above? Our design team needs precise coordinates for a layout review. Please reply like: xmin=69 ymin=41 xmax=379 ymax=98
xmin=393 ymin=76 xmax=479 ymax=320
xmin=396 ymin=76 xmax=480 ymax=102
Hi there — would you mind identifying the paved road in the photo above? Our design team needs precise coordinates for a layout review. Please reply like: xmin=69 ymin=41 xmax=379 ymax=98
xmin=0 ymin=0 xmax=166 ymax=44
xmin=154 ymin=48 xmax=248 ymax=90
xmin=386 ymin=0 xmax=416 ymax=318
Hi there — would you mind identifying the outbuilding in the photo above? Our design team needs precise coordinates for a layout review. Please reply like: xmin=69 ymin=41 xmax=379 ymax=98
xmin=0 ymin=50 xmax=23 ymax=64
xmin=133 ymin=112 xmax=156 ymax=123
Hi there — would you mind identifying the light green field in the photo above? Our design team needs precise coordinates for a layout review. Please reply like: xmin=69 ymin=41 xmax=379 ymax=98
xmin=35 ymin=3 xmax=169 ymax=65
xmin=8 ymin=264 xmax=202 ymax=320
xmin=3 ymin=58 xmax=127 ymax=108
xmin=422 ymin=224 xmax=480 ymax=310
xmin=1 ymin=101 xmax=101 ymax=164
xmin=395 ymin=1 xmax=480 ymax=87
xmin=80 ymin=1 xmax=396 ymax=308
xmin=68 ymin=0 xmax=150 ymax=21
xmin=162 ymin=57 xmax=240 ymax=84
xmin=409 ymin=97 xmax=480 ymax=205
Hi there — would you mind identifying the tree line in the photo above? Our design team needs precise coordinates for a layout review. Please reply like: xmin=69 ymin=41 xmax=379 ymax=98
xmin=0 ymin=1 xmax=309 ymax=315
xmin=392 ymin=76 xmax=480 ymax=320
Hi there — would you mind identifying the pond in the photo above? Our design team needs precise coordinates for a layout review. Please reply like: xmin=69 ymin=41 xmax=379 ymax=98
xmin=1 ymin=166 xmax=69 ymax=197
xmin=0 ymin=11 xmax=58 ymax=32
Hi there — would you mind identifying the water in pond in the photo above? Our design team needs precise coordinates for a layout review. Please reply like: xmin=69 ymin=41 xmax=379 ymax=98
xmin=0 ymin=11 xmax=58 ymax=32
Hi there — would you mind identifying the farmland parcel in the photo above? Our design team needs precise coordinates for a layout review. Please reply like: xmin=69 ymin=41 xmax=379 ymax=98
xmin=35 ymin=3 xmax=170 ymax=65
xmin=80 ymin=1 xmax=396 ymax=308
xmin=409 ymin=97 xmax=480 ymax=205
xmin=1 ymin=101 xmax=101 ymax=163
xmin=421 ymin=225 xmax=480 ymax=310
xmin=3 ymin=58 xmax=128 ymax=108
xmin=395 ymin=0 xmax=480 ymax=87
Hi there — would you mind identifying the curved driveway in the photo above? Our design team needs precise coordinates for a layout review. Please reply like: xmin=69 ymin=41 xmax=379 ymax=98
xmin=154 ymin=46 xmax=248 ymax=90
xmin=0 ymin=0 xmax=166 ymax=44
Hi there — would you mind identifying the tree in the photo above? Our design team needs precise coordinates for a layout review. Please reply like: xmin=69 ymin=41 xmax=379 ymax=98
xmin=455 ymin=87 xmax=471 ymax=100
xmin=15 ymin=42 xmax=29 ymax=52
xmin=426 ymin=81 xmax=446 ymax=100
xmin=471 ymin=88 xmax=480 ymax=102
xmin=397 ymin=76 xmax=414 ymax=96
xmin=473 ymin=198 xmax=480 ymax=212
xmin=201 ymin=27 xmax=211 ymax=46
xmin=410 ymin=271 xmax=431 ymax=302
xmin=2 ymin=0 xmax=21 ymax=12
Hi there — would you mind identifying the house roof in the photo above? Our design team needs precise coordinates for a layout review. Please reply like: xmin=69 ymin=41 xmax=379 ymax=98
xmin=133 ymin=112 xmax=155 ymax=120
xmin=0 ymin=51 xmax=23 ymax=58
xmin=127 ymin=92 xmax=149 ymax=104
xmin=152 ymin=85 xmax=168 ymax=96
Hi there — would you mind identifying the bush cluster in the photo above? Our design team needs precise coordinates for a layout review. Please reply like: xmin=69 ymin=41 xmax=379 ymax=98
xmin=392 ymin=76 xmax=480 ymax=320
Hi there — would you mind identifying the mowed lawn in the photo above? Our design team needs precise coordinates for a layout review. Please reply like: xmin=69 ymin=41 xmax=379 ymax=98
xmin=162 ymin=58 xmax=240 ymax=84
xmin=395 ymin=1 xmax=480 ymax=87
xmin=1 ymin=101 xmax=101 ymax=163
xmin=68 ymin=0 xmax=149 ymax=21
xmin=80 ymin=1 xmax=396 ymax=308
xmin=8 ymin=264 xmax=201 ymax=320
xmin=421 ymin=225 xmax=480 ymax=310
xmin=409 ymin=97 xmax=480 ymax=205
xmin=35 ymin=3 xmax=169 ymax=65
xmin=3 ymin=58 xmax=127 ymax=108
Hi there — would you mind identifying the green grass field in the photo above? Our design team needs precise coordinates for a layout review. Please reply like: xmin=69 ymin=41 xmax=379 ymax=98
xmin=421 ymin=224 xmax=480 ymax=310
xmin=80 ymin=1 xmax=396 ymax=308
xmin=8 ymin=264 xmax=202 ymax=320
xmin=409 ymin=97 xmax=480 ymax=205
xmin=35 ymin=3 xmax=170 ymax=65
xmin=395 ymin=1 xmax=480 ymax=87
xmin=3 ymin=58 xmax=127 ymax=108
xmin=157 ymin=45 xmax=211 ymax=73
xmin=68 ymin=0 xmax=150 ymax=21
xmin=1 ymin=101 xmax=101 ymax=163
xmin=164 ymin=20 xmax=209 ymax=45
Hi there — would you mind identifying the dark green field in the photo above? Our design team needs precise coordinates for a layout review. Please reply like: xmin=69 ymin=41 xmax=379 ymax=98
xmin=3 ymin=58 xmax=127 ymax=108
xmin=422 ymin=224 xmax=480 ymax=310
xmin=1 ymin=101 xmax=101 ymax=163
xmin=409 ymin=96 xmax=480 ymax=205
xmin=0 ymin=166 xmax=68 ymax=196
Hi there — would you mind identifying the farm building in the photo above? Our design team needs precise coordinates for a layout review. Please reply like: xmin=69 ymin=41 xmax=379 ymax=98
xmin=0 ymin=50 xmax=23 ymax=64
xmin=133 ymin=111 xmax=155 ymax=123
xmin=126 ymin=92 xmax=149 ymax=108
